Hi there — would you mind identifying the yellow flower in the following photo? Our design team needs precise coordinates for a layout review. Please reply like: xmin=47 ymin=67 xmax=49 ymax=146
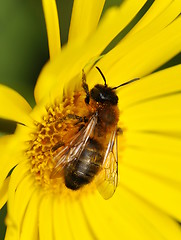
xmin=1 ymin=0 xmax=181 ymax=239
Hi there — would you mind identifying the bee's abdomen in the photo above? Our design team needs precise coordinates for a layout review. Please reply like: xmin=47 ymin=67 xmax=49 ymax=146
xmin=64 ymin=139 xmax=103 ymax=190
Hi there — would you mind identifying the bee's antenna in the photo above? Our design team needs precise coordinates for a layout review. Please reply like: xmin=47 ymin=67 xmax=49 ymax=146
xmin=96 ymin=66 xmax=107 ymax=87
xmin=112 ymin=78 xmax=140 ymax=90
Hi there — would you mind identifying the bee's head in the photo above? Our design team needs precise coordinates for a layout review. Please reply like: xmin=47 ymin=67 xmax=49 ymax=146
xmin=89 ymin=67 xmax=118 ymax=105
xmin=90 ymin=84 xmax=118 ymax=105
xmin=85 ymin=66 xmax=139 ymax=105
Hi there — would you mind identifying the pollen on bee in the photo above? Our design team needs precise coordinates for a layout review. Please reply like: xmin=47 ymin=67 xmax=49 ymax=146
xmin=26 ymin=89 xmax=93 ymax=194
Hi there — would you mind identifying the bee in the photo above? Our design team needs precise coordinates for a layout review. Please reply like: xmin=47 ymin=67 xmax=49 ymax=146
xmin=51 ymin=67 xmax=139 ymax=199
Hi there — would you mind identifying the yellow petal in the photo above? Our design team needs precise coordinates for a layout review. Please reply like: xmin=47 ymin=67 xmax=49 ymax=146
xmin=0 ymin=151 xmax=19 ymax=189
xmin=65 ymin=198 xmax=97 ymax=240
xmin=86 ymin=0 xmax=147 ymax=57
xmin=120 ymin=164 xmax=181 ymax=221
xmin=53 ymin=197 xmax=73 ymax=240
xmin=39 ymin=195 xmax=54 ymax=240
xmin=95 ymin=16 xmax=181 ymax=87
xmin=0 ymin=136 xmax=18 ymax=233
xmin=0 ymin=85 xmax=33 ymax=126
xmin=122 ymin=148 xmax=181 ymax=182
xmin=68 ymin=0 xmax=105 ymax=43
xmin=0 ymin=135 xmax=12 ymax=156
xmin=5 ymin=174 xmax=35 ymax=239
xmin=76 ymin=195 xmax=123 ymax=240
xmin=121 ymin=94 xmax=181 ymax=132
xmin=20 ymin=190 xmax=42 ymax=240
xmin=34 ymin=42 xmax=89 ymax=103
xmin=114 ymin=187 xmax=181 ymax=240
xmin=5 ymin=226 xmax=18 ymax=240
xmin=98 ymin=0 xmax=181 ymax=74
xmin=0 ymin=177 xmax=10 ymax=210
xmin=13 ymin=175 xmax=35 ymax=236
xmin=0 ymin=137 xmax=26 ymax=190
xmin=7 ymin=161 xmax=30 ymax=221
xmin=34 ymin=0 xmax=147 ymax=103
xmin=81 ymin=191 xmax=166 ymax=240
xmin=124 ymin=131 xmax=181 ymax=156
xmin=117 ymin=64 xmax=181 ymax=109
xmin=130 ymin=0 xmax=174 ymax=34
xmin=42 ymin=0 xmax=61 ymax=59
xmin=81 ymin=194 xmax=131 ymax=240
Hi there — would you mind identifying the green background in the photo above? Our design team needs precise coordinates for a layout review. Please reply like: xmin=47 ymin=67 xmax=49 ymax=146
xmin=0 ymin=0 xmax=180 ymax=238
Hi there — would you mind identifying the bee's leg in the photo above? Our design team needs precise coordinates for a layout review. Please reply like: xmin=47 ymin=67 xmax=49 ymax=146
xmin=51 ymin=141 xmax=64 ymax=152
xmin=66 ymin=114 xmax=88 ymax=123
xmin=117 ymin=127 xmax=123 ymax=135
xmin=57 ymin=114 xmax=88 ymax=124
xmin=82 ymin=69 xmax=90 ymax=104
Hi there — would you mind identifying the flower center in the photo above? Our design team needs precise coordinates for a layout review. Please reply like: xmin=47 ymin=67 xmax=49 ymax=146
xmin=26 ymin=90 xmax=95 ymax=196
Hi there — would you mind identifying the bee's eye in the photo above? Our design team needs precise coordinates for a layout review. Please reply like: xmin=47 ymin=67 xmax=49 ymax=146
xmin=90 ymin=86 xmax=101 ymax=102
xmin=90 ymin=85 xmax=118 ymax=105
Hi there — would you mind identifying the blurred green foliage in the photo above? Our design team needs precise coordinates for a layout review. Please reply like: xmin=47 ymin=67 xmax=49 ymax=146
xmin=0 ymin=0 xmax=48 ymax=106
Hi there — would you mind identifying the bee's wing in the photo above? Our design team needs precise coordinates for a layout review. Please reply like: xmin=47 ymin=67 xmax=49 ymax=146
xmin=96 ymin=128 xmax=118 ymax=199
xmin=50 ymin=114 xmax=97 ymax=179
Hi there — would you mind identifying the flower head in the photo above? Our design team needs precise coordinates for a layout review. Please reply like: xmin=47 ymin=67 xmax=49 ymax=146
xmin=0 ymin=0 xmax=181 ymax=239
